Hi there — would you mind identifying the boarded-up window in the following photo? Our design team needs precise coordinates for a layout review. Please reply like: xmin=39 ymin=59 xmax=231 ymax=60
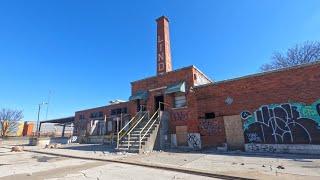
xmin=176 ymin=126 xmax=188 ymax=146
xmin=223 ymin=115 xmax=244 ymax=150
xmin=174 ymin=95 xmax=187 ymax=108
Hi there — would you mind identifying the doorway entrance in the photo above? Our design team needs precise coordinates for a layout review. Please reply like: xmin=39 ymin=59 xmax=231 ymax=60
xmin=154 ymin=95 xmax=164 ymax=111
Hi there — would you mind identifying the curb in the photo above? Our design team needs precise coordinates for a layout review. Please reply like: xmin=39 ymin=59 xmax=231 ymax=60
xmin=23 ymin=149 xmax=253 ymax=180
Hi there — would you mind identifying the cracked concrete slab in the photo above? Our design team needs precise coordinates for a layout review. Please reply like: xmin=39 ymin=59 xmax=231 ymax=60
xmin=0 ymin=146 xmax=219 ymax=180
xmin=45 ymin=163 xmax=217 ymax=180
xmin=2 ymin=144 xmax=320 ymax=180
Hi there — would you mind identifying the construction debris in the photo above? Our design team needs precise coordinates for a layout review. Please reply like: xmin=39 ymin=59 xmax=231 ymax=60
xmin=11 ymin=146 xmax=24 ymax=152
xmin=277 ymin=165 xmax=285 ymax=169
xmin=45 ymin=143 xmax=61 ymax=149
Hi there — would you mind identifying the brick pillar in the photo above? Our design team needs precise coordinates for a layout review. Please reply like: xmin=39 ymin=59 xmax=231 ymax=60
xmin=156 ymin=16 xmax=173 ymax=75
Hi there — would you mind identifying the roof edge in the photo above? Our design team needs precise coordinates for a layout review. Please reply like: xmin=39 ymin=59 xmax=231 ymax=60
xmin=75 ymin=101 xmax=129 ymax=113
xmin=131 ymin=65 xmax=194 ymax=84
xmin=195 ymin=61 xmax=320 ymax=89
xmin=191 ymin=65 xmax=213 ymax=83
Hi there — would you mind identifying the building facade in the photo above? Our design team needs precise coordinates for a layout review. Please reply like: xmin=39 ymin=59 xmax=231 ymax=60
xmin=73 ymin=16 xmax=320 ymax=153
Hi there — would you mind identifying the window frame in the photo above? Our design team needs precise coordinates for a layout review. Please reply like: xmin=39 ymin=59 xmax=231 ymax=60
xmin=173 ymin=93 xmax=187 ymax=109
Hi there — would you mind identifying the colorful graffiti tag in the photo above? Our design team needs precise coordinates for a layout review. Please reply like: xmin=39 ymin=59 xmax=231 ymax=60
xmin=241 ymin=99 xmax=320 ymax=144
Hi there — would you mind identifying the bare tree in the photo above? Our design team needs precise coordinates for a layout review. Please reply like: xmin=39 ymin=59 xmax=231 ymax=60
xmin=0 ymin=109 xmax=23 ymax=137
xmin=261 ymin=41 xmax=320 ymax=71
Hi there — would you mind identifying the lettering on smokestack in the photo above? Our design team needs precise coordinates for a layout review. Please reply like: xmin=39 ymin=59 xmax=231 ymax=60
xmin=156 ymin=16 xmax=172 ymax=75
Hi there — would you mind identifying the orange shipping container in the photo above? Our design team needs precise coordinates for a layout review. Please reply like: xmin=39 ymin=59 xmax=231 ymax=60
xmin=23 ymin=122 xmax=35 ymax=136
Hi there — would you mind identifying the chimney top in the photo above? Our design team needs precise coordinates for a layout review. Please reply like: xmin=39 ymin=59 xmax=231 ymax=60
xmin=156 ymin=16 xmax=169 ymax=22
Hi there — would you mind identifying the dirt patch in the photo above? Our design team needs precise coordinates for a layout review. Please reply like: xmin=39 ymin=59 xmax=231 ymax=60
xmin=0 ymin=164 xmax=11 ymax=166
xmin=31 ymin=155 xmax=65 ymax=162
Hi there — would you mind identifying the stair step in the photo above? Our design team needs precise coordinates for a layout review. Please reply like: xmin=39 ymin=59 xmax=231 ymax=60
xmin=131 ymin=128 xmax=155 ymax=132
xmin=122 ymin=136 xmax=148 ymax=140
xmin=119 ymin=139 xmax=147 ymax=144
xmin=118 ymin=146 xmax=138 ymax=149
xmin=137 ymin=121 xmax=159 ymax=126
xmin=120 ymin=139 xmax=146 ymax=142
xmin=129 ymin=134 xmax=151 ymax=137
xmin=119 ymin=141 xmax=146 ymax=145
xmin=117 ymin=148 xmax=139 ymax=153
xmin=134 ymin=125 xmax=157 ymax=129
xmin=116 ymin=113 xmax=160 ymax=153
xmin=127 ymin=124 xmax=158 ymax=132
xmin=131 ymin=129 xmax=156 ymax=134
xmin=118 ymin=143 xmax=140 ymax=147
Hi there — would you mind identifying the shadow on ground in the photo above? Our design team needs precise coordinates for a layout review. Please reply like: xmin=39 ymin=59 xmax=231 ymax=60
xmin=60 ymin=144 xmax=117 ymax=152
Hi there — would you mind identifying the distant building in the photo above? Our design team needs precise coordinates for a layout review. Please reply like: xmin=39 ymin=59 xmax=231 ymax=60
xmin=22 ymin=121 xmax=35 ymax=136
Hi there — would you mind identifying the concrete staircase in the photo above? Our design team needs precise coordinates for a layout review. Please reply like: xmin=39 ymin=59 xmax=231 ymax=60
xmin=117 ymin=110 xmax=160 ymax=153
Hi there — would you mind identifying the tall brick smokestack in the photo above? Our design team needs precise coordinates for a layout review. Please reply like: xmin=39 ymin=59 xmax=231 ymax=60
xmin=156 ymin=16 xmax=172 ymax=75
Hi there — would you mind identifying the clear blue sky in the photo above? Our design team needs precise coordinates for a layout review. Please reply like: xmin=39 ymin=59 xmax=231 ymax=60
xmin=0 ymin=0 xmax=319 ymax=121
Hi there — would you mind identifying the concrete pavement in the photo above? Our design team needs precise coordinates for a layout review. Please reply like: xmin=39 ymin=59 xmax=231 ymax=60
xmin=1 ymin=144 xmax=320 ymax=179
xmin=0 ymin=146 xmax=218 ymax=180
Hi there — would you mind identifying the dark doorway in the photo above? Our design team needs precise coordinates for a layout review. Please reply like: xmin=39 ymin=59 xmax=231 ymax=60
xmin=136 ymin=99 xmax=146 ymax=112
xmin=136 ymin=99 xmax=141 ymax=112
xmin=154 ymin=95 xmax=164 ymax=111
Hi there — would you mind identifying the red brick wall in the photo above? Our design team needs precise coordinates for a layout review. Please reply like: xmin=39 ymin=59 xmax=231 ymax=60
xmin=200 ymin=117 xmax=226 ymax=147
xmin=129 ymin=66 xmax=195 ymax=116
xmin=131 ymin=66 xmax=195 ymax=94
xmin=74 ymin=102 xmax=129 ymax=135
xmin=75 ymin=106 xmax=108 ymax=122
xmin=129 ymin=66 xmax=205 ymax=134
xmin=195 ymin=63 xmax=320 ymax=147
xmin=129 ymin=66 xmax=213 ymax=136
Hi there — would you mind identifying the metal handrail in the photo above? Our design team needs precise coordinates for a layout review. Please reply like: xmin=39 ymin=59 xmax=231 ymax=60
xmin=127 ymin=112 xmax=148 ymax=135
xmin=139 ymin=108 xmax=160 ymax=149
xmin=126 ymin=112 xmax=149 ymax=149
xmin=140 ymin=108 xmax=159 ymax=136
xmin=138 ymin=102 xmax=171 ymax=149
xmin=140 ymin=101 xmax=167 ymax=133
xmin=117 ymin=110 xmax=143 ymax=148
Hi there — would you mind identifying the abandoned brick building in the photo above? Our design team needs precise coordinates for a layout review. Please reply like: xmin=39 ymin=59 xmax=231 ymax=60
xmin=71 ymin=16 xmax=320 ymax=153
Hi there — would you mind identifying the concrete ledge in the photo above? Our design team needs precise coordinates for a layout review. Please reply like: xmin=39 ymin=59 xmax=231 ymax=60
xmin=0 ymin=137 xmax=74 ymax=147
xmin=29 ymin=137 xmax=50 ymax=147
xmin=0 ymin=137 xmax=31 ymax=145
xmin=29 ymin=137 xmax=73 ymax=147
xmin=245 ymin=144 xmax=320 ymax=155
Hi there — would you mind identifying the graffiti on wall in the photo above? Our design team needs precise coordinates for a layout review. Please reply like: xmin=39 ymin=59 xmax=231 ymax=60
xmin=241 ymin=99 xmax=320 ymax=144
xmin=245 ymin=143 xmax=320 ymax=154
xmin=172 ymin=111 xmax=188 ymax=121
xmin=187 ymin=133 xmax=201 ymax=149
xmin=246 ymin=133 xmax=262 ymax=143
xmin=199 ymin=119 xmax=223 ymax=136
xmin=246 ymin=143 xmax=277 ymax=153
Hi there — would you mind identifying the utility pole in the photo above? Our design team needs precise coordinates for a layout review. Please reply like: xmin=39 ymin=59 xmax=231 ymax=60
xmin=36 ymin=102 xmax=48 ymax=136
xmin=45 ymin=90 xmax=51 ymax=121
